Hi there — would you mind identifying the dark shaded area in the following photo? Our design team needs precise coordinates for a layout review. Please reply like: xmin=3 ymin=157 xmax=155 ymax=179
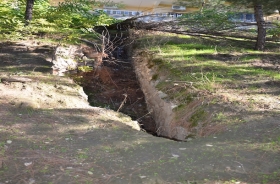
xmin=80 ymin=61 xmax=156 ymax=134
xmin=0 ymin=42 xmax=53 ymax=74
xmin=76 ymin=27 xmax=157 ymax=134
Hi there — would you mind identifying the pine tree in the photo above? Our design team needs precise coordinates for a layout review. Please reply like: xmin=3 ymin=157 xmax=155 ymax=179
xmin=178 ymin=0 xmax=279 ymax=50
xmin=226 ymin=0 xmax=279 ymax=50
xmin=25 ymin=0 xmax=35 ymax=26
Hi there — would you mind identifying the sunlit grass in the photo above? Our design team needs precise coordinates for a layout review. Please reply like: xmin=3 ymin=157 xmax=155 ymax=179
xmin=144 ymin=33 xmax=280 ymax=88
xmin=134 ymin=31 xmax=280 ymax=121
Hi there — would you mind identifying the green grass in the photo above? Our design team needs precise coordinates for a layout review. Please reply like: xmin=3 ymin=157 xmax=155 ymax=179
xmin=137 ymin=32 xmax=280 ymax=91
xmin=134 ymin=31 xmax=280 ymax=132
xmin=189 ymin=107 xmax=207 ymax=127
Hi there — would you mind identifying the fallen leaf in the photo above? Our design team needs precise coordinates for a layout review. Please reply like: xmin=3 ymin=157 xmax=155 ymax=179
xmin=171 ymin=154 xmax=179 ymax=158
xmin=88 ymin=171 xmax=93 ymax=175
xmin=24 ymin=162 xmax=32 ymax=166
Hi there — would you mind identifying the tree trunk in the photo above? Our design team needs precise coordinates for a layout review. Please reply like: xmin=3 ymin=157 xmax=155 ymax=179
xmin=200 ymin=1 xmax=205 ymax=12
xmin=254 ymin=4 xmax=266 ymax=51
xmin=25 ymin=0 xmax=35 ymax=26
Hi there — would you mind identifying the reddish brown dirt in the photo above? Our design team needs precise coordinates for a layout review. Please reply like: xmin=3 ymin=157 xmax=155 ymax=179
xmin=76 ymin=61 xmax=157 ymax=134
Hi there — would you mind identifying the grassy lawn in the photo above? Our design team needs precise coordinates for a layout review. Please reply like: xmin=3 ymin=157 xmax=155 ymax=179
xmin=133 ymin=31 xmax=280 ymax=136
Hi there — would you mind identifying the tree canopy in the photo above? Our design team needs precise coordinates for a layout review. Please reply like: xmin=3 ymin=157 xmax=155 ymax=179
xmin=226 ymin=0 xmax=280 ymax=14
xmin=0 ymin=0 xmax=117 ymax=41
xmin=178 ymin=0 xmax=280 ymax=50
xmin=226 ymin=0 xmax=280 ymax=50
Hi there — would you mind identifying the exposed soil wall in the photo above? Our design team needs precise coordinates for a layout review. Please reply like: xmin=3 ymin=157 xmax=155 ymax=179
xmin=132 ymin=55 xmax=190 ymax=141
xmin=49 ymin=27 xmax=207 ymax=140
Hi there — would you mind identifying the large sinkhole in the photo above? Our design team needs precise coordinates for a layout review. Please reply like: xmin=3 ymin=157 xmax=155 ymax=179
xmin=76 ymin=34 xmax=157 ymax=135
xmin=83 ymin=61 xmax=156 ymax=135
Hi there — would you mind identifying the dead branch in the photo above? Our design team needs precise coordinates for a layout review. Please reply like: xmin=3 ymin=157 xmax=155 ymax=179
xmin=117 ymin=93 xmax=127 ymax=112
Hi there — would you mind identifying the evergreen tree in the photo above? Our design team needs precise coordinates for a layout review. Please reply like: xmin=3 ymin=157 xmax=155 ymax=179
xmin=25 ymin=0 xmax=35 ymax=26
xmin=178 ymin=0 xmax=279 ymax=50
xmin=226 ymin=0 xmax=280 ymax=50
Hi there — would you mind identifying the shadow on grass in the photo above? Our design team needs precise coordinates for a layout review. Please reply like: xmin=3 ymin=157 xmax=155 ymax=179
xmin=143 ymin=33 xmax=280 ymax=51
xmin=152 ymin=51 xmax=280 ymax=84
xmin=0 ymin=43 xmax=54 ymax=74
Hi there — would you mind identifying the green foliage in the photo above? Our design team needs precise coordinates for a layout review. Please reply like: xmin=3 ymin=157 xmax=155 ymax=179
xmin=267 ymin=22 xmax=280 ymax=38
xmin=189 ymin=108 xmax=207 ymax=127
xmin=226 ymin=0 xmax=280 ymax=14
xmin=179 ymin=5 xmax=236 ymax=32
xmin=0 ymin=0 xmax=117 ymax=41
xmin=51 ymin=0 xmax=114 ymax=28
xmin=78 ymin=66 xmax=93 ymax=72
xmin=0 ymin=1 xmax=24 ymax=34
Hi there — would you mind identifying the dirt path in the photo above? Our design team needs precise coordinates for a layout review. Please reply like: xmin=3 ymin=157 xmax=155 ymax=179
xmin=0 ymin=40 xmax=279 ymax=184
